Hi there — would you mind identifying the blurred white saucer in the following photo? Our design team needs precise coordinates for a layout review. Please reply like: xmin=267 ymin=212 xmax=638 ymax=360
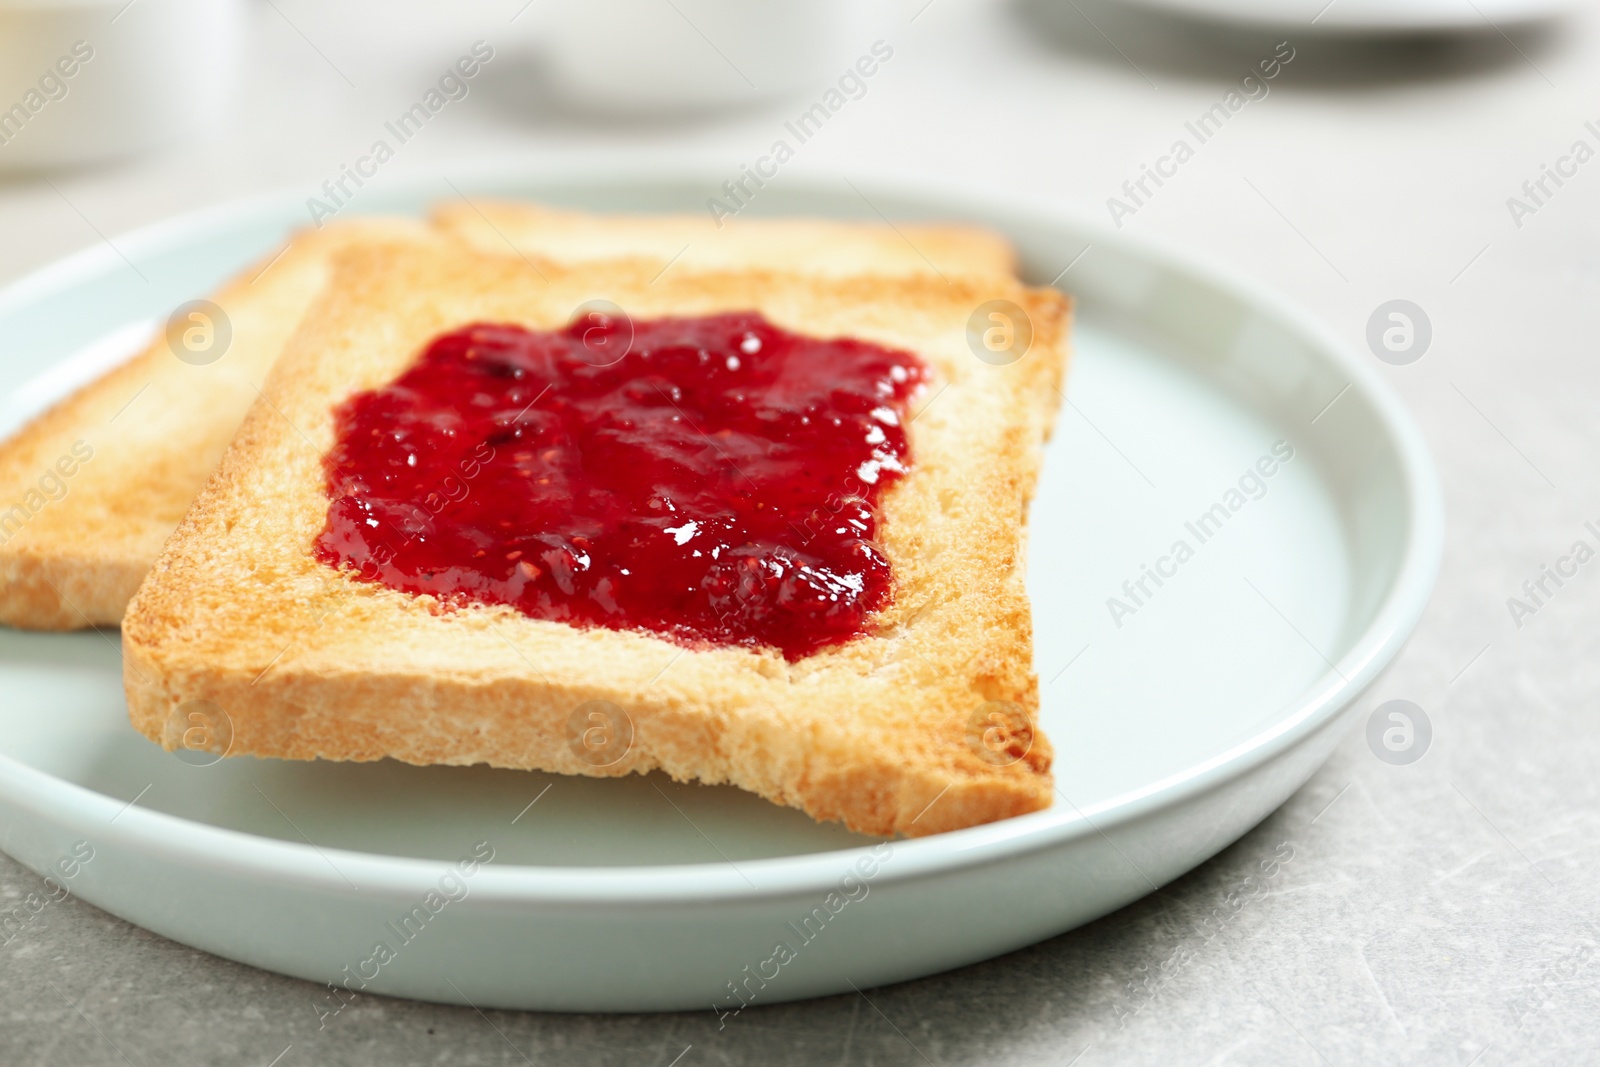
xmin=1108 ymin=0 xmax=1573 ymax=33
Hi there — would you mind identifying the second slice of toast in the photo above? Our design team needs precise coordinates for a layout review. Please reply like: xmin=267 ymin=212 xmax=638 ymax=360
xmin=432 ymin=199 xmax=1017 ymax=281
xmin=123 ymin=239 xmax=1068 ymax=837
xmin=0 ymin=219 xmax=433 ymax=629
xmin=0 ymin=203 xmax=1018 ymax=631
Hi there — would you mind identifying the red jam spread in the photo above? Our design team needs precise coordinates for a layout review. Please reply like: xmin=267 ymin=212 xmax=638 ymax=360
xmin=313 ymin=311 xmax=928 ymax=660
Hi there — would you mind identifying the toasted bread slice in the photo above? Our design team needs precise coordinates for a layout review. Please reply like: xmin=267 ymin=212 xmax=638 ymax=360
xmin=0 ymin=219 xmax=433 ymax=629
xmin=433 ymin=199 xmax=1017 ymax=281
xmin=1 ymin=204 xmax=1018 ymax=632
xmin=123 ymin=240 xmax=1069 ymax=837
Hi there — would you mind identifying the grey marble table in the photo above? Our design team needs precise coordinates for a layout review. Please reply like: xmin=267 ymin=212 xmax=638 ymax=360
xmin=2 ymin=1 xmax=1597 ymax=1063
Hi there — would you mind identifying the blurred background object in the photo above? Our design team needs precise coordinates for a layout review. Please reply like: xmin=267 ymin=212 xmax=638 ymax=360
xmin=0 ymin=0 xmax=243 ymax=173
xmin=269 ymin=0 xmax=857 ymax=118
xmin=536 ymin=0 xmax=857 ymax=115
xmin=1104 ymin=0 xmax=1577 ymax=34
xmin=270 ymin=0 xmax=527 ymax=90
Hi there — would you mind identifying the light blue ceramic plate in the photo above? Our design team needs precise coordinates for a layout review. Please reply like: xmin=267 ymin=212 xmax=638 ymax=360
xmin=0 ymin=162 xmax=1441 ymax=1011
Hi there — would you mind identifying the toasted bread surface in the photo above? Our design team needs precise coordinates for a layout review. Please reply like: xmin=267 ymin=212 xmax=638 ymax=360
xmin=0 ymin=219 xmax=433 ymax=629
xmin=433 ymin=199 xmax=1017 ymax=281
xmin=2 ymin=203 xmax=1018 ymax=631
xmin=123 ymin=240 xmax=1069 ymax=837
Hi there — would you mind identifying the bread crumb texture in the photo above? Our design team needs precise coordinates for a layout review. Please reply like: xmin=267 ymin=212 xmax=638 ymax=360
xmin=123 ymin=237 xmax=1071 ymax=837
xmin=0 ymin=205 xmax=1016 ymax=631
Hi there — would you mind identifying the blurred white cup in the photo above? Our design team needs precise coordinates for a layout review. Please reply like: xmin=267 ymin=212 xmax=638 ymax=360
xmin=0 ymin=0 xmax=243 ymax=173
xmin=274 ymin=0 xmax=524 ymax=88
xmin=539 ymin=0 xmax=855 ymax=114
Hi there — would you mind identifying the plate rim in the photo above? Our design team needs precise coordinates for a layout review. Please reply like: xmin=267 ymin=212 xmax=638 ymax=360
xmin=0 ymin=157 xmax=1444 ymax=904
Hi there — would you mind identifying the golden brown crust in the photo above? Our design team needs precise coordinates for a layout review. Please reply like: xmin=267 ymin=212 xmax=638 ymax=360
xmin=0 ymin=219 xmax=434 ymax=628
xmin=1 ymin=203 xmax=1019 ymax=631
xmin=123 ymin=239 xmax=1071 ymax=837
xmin=432 ymin=199 xmax=1019 ymax=281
